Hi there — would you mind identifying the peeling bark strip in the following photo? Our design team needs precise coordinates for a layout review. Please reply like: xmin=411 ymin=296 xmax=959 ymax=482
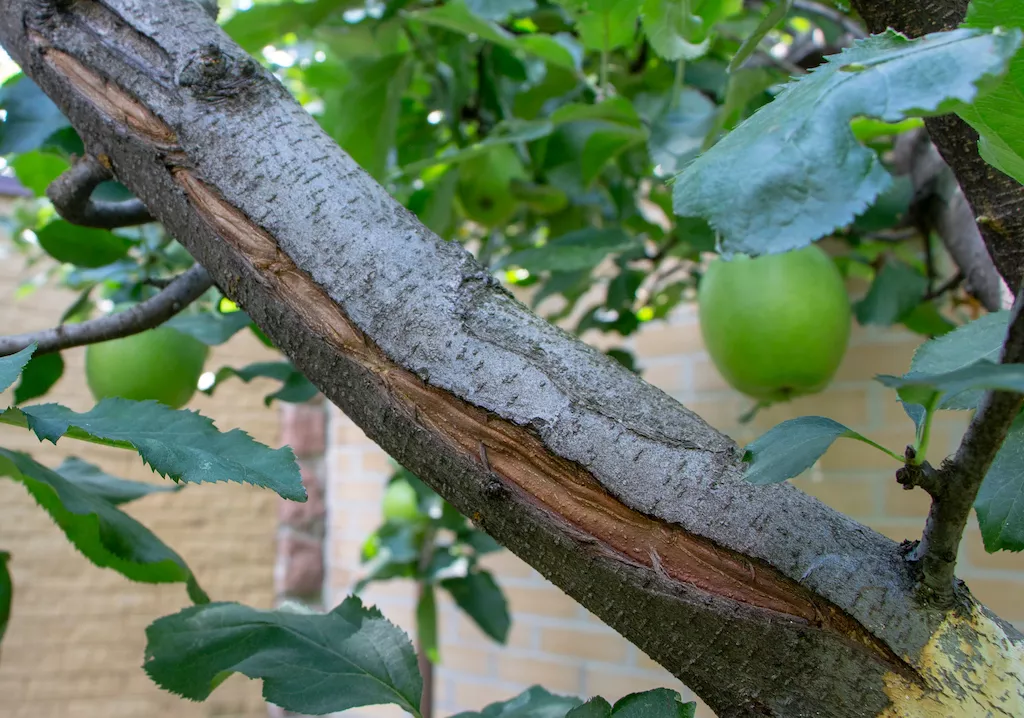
xmin=5 ymin=1 xmax=1024 ymax=715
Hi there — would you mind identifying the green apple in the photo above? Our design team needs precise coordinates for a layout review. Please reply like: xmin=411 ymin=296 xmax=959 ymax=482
xmin=458 ymin=145 xmax=528 ymax=227
xmin=85 ymin=326 xmax=208 ymax=409
xmin=698 ymin=244 xmax=851 ymax=402
xmin=382 ymin=478 xmax=421 ymax=523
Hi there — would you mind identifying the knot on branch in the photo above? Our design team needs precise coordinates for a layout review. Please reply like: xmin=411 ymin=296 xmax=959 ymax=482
xmin=896 ymin=457 xmax=942 ymax=498
xmin=27 ymin=0 xmax=73 ymax=26
xmin=176 ymin=44 xmax=258 ymax=103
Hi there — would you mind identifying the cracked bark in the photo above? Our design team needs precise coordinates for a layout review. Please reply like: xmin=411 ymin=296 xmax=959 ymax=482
xmin=1 ymin=1 xmax=1022 ymax=716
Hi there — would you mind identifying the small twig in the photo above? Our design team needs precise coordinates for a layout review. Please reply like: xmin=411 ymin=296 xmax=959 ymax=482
xmin=0 ymin=264 xmax=212 ymax=357
xmin=911 ymin=290 xmax=1024 ymax=605
xmin=142 ymin=276 xmax=177 ymax=289
xmin=46 ymin=155 xmax=154 ymax=229
xmin=792 ymin=0 xmax=868 ymax=39
xmin=922 ymin=271 xmax=964 ymax=302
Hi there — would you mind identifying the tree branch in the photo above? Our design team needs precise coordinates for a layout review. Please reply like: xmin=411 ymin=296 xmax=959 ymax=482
xmin=893 ymin=129 xmax=1005 ymax=312
xmin=912 ymin=293 xmax=1024 ymax=605
xmin=46 ymin=154 xmax=154 ymax=229
xmin=4 ymin=1 xmax=1021 ymax=713
xmin=0 ymin=264 xmax=212 ymax=357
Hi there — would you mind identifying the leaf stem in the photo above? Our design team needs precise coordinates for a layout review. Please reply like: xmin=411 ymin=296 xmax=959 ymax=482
xmin=912 ymin=396 xmax=940 ymax=465
xmin=673 ymin=58 xmax=685 ymax=107
xmin=849 ymin=433 xmax=905 ymax=463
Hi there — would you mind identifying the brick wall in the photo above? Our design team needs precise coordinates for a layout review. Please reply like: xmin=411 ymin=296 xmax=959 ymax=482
xmin=324 ymin=302 xmax=1024 ymax=718
xmin=0 ymin=230 xmax=285 ymax=717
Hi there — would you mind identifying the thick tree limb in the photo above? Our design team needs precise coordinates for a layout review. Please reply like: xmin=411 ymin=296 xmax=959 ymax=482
xmin=2 ymin=1 xmax=1021 ymax=715
xmin=851 ymin=0 xmax=1024 ymax=293
xmin=46 ymin=154 xmax=154 ymax=228
xmin=0 ymin=264 xmax=211 ymax=356
xmin=893 ymin=130 xmax=1006 ymax=312
xmin=913 ymin=295 xmax=1024 ymax=604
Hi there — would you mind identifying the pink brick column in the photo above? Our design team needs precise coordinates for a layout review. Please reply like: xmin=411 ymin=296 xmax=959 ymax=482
xmin=269 ymin=397 xmax=328 ymax=718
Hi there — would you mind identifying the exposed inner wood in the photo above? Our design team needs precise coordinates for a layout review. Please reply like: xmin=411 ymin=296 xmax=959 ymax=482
xmin=35 ymin=26 xmax=920 ymax=680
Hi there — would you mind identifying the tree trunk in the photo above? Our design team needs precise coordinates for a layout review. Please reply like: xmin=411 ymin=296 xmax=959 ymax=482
xmin=1 ymin=1 xmax=1021 ymax=715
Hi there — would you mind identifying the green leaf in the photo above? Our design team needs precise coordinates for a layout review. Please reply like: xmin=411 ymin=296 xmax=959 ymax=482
xmin=550 ymin=97 xmax=643 ymax=127
xmin=728 ymin=0 xmax=792 ymax=72
xmin=204 ymin=361 xmax=317 ymax=406
xmin=503 ymin=228 xmax=639 ymax=273
xmin=854 ymin=259 xmax=928 ymax=326
xmin=467 ymin=0 xmax=537 ymax=20
xmin=328 ymin=54 xmax=413 ymax=180
xmin=582 ymin=127 xmax=645 ymax=184
xmin=904 ymin=311 xmax=1010 ymax=409
xmin=13 ymin=352 xmax=64 ymax=405
xmin=743 ymin=416 xmax=900 ymax=484
xmin=55 ymin=457 xmax=181 ymax=505
xmin=412 ymin=2 xmax=577 ymax=70
xmin=975 ymin=413 xmax=1024 ymax=552
xmin=640 ymin=0 xmax=714 ymax=61
xmin=165 ymin=310 xmax=253 ymax=346
xmin=609 ymin=689 xmax=696 ymax=718
xmin=400 ymin=120 xmax=553 ymax=177
xmin=570 ymin=0 xmax=641 ymax=52
xmin=144 ymin=596 xmax=422 ymax=715
xmin=11 ymin=399 xmax=305 ymax=502
xmin=673 ymin=28 xmax=1022 ymax=256
xmin=10 ymin=151 xmax=69 ymax=197
xmin=566 ymin=697 xmax=614 ymax=718
xmin=0 ymin=344 xmax=36 ymax=396
xmin=957 ymin=0 xmax=1024 ymax=184
xmin=900 ymin=301 xmax=956 ymax=338
xmin=877 ymin=361 xmax=1024 ymax=408
xmin=36 ymin=220 xmax=134 ymax=268
xmin=0 ymin=550 xmax=11 ymax=649
xmin=417 ymin=584 xmax=440 ymax=664
xmin=222 ymin=0 xmax=360 ymax=52
xmin=639 ymin=89 xmax=717 ymax=176
xmin=0 ymin=448 xmax=207 ymax=602
xmin=451 ymin=685 xmax=583 ymax=718
xmin=0 ymin=75 xmax=71 ymax=155
xmin=441 ymin=569 xmax=510 ymax=643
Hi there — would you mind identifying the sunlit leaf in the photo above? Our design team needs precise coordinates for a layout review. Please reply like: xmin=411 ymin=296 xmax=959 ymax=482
xmin=673 ymin=28 xmax=1022 ymax=256
xmin=957 ymin=0 xmax=1024 ymax=184
xmin=36 ymin=220 xmax=134 ymax=268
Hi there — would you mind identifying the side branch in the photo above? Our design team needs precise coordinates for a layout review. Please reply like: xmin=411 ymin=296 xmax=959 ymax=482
xmin=0 ymin=265 xmax=212 ymax=357
xmin=47 ymin=154 xmax=154 ymax=229
xmin=913 ymin=294 xmax=1024 ymax=604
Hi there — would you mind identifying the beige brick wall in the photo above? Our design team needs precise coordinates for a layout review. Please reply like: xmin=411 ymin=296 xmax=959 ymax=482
xmin=0 ymin=226 xmax=284 ymax=717
xmin=325 ymin=302 xmax=1024 ymax=718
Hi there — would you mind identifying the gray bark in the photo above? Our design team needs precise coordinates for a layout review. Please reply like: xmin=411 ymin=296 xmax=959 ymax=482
xmin=1 ymin=1 xmax=1021 ymax=715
